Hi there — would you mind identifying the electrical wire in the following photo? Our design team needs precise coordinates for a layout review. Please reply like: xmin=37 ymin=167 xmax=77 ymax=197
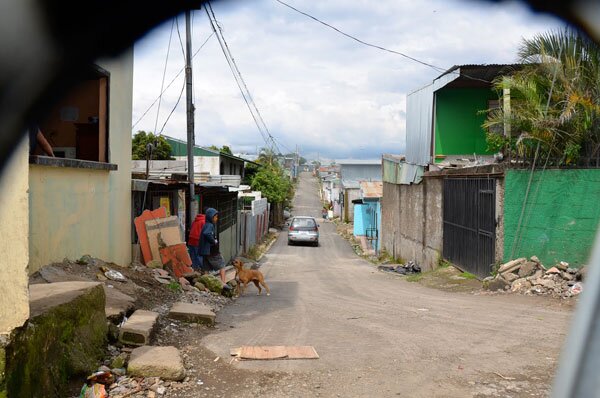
xmin=157 ymin=78 xmax=186 ymax=136
xmin=154 ymin=18 xmax=175 ymax=135
xmin=175 ymin=16 xmax=187 ymax=62
xmin=132 ymin=31 xmax=214 ymax=129
xmin=205 ymin=2 xmax=277 ymax=151
xmin=274 ymin=0 xmax=446 ymax=73
xmin=274 ymin=0 xmax=494 ymax=85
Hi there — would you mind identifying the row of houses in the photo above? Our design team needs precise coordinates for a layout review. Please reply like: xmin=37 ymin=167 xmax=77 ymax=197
xmin=0 ymin=51 xmax=271 ymax=342
xmin=321 ymin=64 xmax=600 ymax=279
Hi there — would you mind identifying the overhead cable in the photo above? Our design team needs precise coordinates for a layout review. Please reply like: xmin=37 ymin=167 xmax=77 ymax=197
xmin=132 ymin=31 xmax=214 ymax=129
xmin=154 ymin=18 xmax=175 ymax=135
xmin=274 ymin=0 xmax=446 ymax=73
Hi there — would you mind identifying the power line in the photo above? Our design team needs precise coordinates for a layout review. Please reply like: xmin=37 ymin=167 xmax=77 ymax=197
xmin=274 ymin=0 xmax=446 ymax=73
xmin=132 ymin=32 xmax=214 ymax=129
xmin=157 ymin=78 xmax=186 ymax=136
xmin=154 ymin=18 xmax=175 ymax=135
xmin=205 ymin=2 xmax=278 ymax=151
xmin=175 ymin=16 xmax=187 ymax=62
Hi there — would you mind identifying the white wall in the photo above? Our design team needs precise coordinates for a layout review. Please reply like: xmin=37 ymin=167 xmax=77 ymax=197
xmin=0 ymin=139 xmax=29 ymax=334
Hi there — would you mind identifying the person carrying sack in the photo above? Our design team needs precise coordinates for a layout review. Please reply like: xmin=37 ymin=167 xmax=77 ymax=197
xmin=187 ymin=213 xmax=206 ymax=271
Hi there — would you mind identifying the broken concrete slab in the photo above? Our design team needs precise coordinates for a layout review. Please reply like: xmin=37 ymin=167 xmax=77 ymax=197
xmin=119 ymin=310 xmax=159 ymax=346
xmin=503 ymin=273 xmax=520 ymax=283
xmin=511 ymin=278 xmax=532 ymax=292
xmin=546 ymin=267 xmax=561 ymax=274
xmin=127 ymin=346 xmax=185 ymax=381
xmin=168 ymin=302 xmax=216 ymax=325
xmin=104 ymin=286 xmax=135 ymax=321
xmin=518 ymin=261 xmax=538 ymax=278
xmin=483 ymin=275 xmax=509 ymax=291
xmin=498 ymin=258 xmax=526 ymax=274
xmin=5 ymin=282 xmax=107 ymax=398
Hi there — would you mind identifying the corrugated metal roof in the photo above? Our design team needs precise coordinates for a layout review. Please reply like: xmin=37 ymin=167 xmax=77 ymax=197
xmin=360 ymin=181 xmax=383 ymax=199
xmin=342 ymin=180 xmax=361 ymax=189
xmin=336 ymin=159 xmax=381 ymax=165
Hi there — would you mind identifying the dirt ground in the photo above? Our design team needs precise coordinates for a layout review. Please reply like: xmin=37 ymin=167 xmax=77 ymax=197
xmin=44 ymin=172 xmax=576 ymax=398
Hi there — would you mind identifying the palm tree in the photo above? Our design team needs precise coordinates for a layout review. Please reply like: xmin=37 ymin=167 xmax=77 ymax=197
xmin=485 ymin=28 xmax=600 ymax=165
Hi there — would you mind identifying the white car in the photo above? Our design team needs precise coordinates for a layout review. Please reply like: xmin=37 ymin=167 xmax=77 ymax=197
xmin=287 ymin=216 xmax=319 ymax=246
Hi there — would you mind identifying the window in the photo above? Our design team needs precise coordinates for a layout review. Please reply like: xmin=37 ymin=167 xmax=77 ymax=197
xmin=35 ymin=65 xmax=109 ymax=162
xmin=292 ymin=218 xmax=316 ymax=228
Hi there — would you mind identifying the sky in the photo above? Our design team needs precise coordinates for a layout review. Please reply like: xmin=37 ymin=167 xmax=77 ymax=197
xmin=132 ymin=0 xmax=563 ymax=160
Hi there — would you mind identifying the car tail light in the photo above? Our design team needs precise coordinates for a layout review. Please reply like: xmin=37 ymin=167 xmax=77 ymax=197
xmin=289 ymin=225 xmax=294 ymax=231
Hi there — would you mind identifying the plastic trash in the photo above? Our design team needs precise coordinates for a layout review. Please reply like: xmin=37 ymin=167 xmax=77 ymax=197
xmin=570 ymin=282 xmax=583 ymax=295
xmin=104 ymin=270 xmax=126 ymax=282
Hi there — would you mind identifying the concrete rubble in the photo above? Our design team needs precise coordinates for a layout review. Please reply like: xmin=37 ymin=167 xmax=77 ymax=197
xmin=484 ymin=256 xmax=586 ymax=299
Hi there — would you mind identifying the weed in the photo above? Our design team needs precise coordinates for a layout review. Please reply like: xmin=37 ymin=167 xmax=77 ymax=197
xmin=406 ymin=274 xmax=423 ymax=283
xmin=459 ymin=272 xmax=477 ymax=280
xmin=166 ymin=281 xmax=181 ymax=293
xmin=438 ymin=259 xmax=452 ymax=268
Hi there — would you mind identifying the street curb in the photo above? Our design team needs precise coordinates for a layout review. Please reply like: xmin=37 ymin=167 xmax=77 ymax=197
xmin=257 ymin=232 xmax=279 ymax=262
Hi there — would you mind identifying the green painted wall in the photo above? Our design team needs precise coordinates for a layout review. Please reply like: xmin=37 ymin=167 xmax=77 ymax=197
xmin=434 ymin=87 xmax=495 ymax=158
xmin=166 ymin=137 xmax=218 ymax=157
xmin=504 ymin=169 xmax=600 ymax=267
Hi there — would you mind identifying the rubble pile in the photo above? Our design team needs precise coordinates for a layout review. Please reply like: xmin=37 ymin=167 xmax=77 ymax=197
xmin=484 ymin=256 xmax=585 ymax=299
xmin=378 ymin=260 xmax=422 ymax=275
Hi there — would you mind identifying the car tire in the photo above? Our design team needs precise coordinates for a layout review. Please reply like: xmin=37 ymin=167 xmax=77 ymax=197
xmin=313 ymin=241 xmax=319 ymax=247
xmin=288 ymin=240 xmax=292 ymax=246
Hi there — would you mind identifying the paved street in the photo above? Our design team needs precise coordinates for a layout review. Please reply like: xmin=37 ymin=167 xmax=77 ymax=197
xmin=202 ymin=172 xmax=573 ymax=397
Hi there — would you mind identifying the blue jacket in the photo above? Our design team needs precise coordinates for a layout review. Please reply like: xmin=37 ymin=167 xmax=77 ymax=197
xmin=199 ymin=208 xmax=218 ymax=255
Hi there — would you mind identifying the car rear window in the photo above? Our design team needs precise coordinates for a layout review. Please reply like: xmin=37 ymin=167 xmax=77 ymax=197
xmin=292 ymin=218 xmax=316 ymax=228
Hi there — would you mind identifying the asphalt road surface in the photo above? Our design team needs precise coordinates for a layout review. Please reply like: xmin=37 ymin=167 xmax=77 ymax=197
xmin=202 ymin=172 xmax=573 ymax=398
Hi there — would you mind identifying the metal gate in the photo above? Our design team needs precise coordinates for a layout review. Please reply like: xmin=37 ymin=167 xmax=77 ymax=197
xmin=443 ymin=178 xmax=496 ymax=278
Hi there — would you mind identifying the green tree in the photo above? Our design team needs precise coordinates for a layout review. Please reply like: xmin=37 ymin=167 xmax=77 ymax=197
xmin=484 ymin=28 xmax=600 ymax=165
xmin=208 ymin=145 xmax=233 ymax=155
xmin=132 ymin=131 xmax=174 ymax=160
xmin=251 ymin=165 xmax=294 ymax=205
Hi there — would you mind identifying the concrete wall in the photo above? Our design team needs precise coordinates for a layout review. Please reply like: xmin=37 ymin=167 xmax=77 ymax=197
xmin=173 ymin=155 xmax=220 ymax=175
xmin=504 ymin=169 xmax=600 ymax=267
xmin=381 ymin=178 xmax=443 ymax=271
xmin=219 ymin=225 xmax=238 ymax=265
xmin=28 ymin=51 xmax=133 ymax=273
xmin=343 ymin=188 xmax=361 ymax=222
xmin=0 ymin=139 xmax=30 ymax=334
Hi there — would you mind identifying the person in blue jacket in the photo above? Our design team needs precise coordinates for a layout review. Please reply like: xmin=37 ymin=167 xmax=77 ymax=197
xmin=199 ymin=207 xmax=228 ymax=285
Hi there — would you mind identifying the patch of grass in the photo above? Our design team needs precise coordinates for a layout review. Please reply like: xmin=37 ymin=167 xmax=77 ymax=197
xmin=166 ymin=281 xmax=181 ymax=293
xmin=405 ymin=274 xmax=424 ymax=283
xmin=459 ymin=272 xmax=477 ymax=280
xmin=438 ymin=259 xmax=452 ymax=268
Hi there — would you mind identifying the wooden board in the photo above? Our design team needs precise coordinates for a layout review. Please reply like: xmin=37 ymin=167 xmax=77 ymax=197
xmin=145 ymin=216 xmax=184 ymax=263
xmin=159 ymin=244 xmax=193 ymax=278
xmin=231 ymin=346 xmax=319 ymax=360
xmin=134 ymin=208 xmax=167 ymax=264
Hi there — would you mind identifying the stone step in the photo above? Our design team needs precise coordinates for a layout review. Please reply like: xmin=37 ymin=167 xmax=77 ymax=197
xmin=104 ymin=286 xmax=135 ymax=322
xmin=127 ymin=346 xmax=186 ymax=381
xmin=119 ymin=310 xmax=159 ymax=346
xmin=168 ymin=302 xmax=216 ymax=325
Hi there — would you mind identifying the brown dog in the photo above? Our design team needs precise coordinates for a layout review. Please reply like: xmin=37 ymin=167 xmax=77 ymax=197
xmin=233 ymin=259 xmax=270 ymax=296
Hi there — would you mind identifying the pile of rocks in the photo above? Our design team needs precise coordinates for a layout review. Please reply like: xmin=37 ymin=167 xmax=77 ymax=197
xmin=484 ymin=256 xmax=585 ymax=298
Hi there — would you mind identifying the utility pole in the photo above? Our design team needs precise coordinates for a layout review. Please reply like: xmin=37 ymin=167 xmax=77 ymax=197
xmin=185 ymin=10 xmax=196 ymax=234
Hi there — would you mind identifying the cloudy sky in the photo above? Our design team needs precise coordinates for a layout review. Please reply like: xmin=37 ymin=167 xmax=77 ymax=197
xmin=132 ymin=0 xmax=562 ymax=160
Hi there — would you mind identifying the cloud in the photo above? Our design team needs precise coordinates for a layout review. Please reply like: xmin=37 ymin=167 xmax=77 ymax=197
xmin=132 ymin=0 xmax=562 ymax=159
